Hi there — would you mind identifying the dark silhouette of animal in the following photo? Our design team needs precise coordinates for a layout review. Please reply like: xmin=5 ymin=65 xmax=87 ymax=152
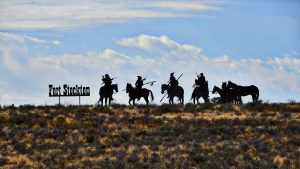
xmin=227 ymin=81 xmax=259 ymax=104
xmin=161 ymin=84 xmax=184 ymax=104
xmin=212 ymin=86 xmax=226 ymax=103
xmin=212 ymin=85 xmax=239 ymax=104
xmin=98 ymin=84 xmax=118 ymax=106
xmin=222 ymin=82 xmax=242 ymax=104
xmin=191 ymin=81 xmax=209 ymax=105
xmin=126 ymin=83 xmax=154 ymax=105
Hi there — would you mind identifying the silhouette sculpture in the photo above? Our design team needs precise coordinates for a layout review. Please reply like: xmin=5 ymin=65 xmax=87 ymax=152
xmin=227 ymin=81 xmax=259 ymax=104
xmin=191 ymin=73 xmax=209 ymax=105
xmin=161 ymin=84 xmax=184 ymax=104
xmin=212 ymin=86 xmax=226 ymax=103
xmin=222 ymin=82 xmax=241 ymax=104
xmin=212 ymin=85 xmax=239 ymax=104
xmin=135 ymin=76 xmax=146 ymax=101
xmin=98 ymin=74 xmax=118 ymax=106
xmin=126 ymin=83 xmax=154 ymax=105
xmin=161 ymin=73 xmax=184 ymax=104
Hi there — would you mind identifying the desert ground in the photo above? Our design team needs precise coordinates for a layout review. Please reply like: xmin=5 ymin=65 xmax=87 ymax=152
xmin=0 ymin=103 xmax=299 ymax=168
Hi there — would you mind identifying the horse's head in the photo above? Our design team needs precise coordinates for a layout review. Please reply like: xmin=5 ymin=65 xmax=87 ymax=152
xmin=212 ymin=86 xmax=218 ymax=94
xmin=126 ymin=83 xmax=132 ymax=93
xmin=112 ymin=84 xmax=118 ymax=93
xmin=227 ymin=81 xmax=237 ymax=88
xmin=161 ymin=84 xmax=168 ymax=94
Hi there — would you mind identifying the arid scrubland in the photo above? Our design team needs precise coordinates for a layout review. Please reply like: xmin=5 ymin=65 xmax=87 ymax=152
xmin=0 ymin=103 xmax=299 ymax=168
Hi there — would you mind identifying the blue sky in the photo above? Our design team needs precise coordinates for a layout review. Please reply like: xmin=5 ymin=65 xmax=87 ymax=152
xmin=0 ymin=0 xmax=299 ymax=105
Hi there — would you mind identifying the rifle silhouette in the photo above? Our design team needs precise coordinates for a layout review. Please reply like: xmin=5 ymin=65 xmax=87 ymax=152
xmin=160 ymin=73 xmax=183 ymax=102
xmin=144 ymin=81 xmax=156 ymax=86
xmin=101 ymin=77 xmax=117 ymax=84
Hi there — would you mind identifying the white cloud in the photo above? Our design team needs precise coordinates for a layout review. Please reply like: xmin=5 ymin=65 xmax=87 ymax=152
xmin=118 ymin=34 xmax=203 ymax=59
xmin=0 ymin=32 xmax=46 ymax=43
xmin=0 ymin=0 xmax=222 ymax=30
xmin=268 ymin=55 xmax=300 ymax=74
xmin=52 ymin=40 xmax=60 ymax=45
xmin=0 ymin=32 xmax=57 ymax=74
xmin=149 ymin=1 xmax=220 ymax=11
xmin=0 ymin=34 xmax=299 ymax=105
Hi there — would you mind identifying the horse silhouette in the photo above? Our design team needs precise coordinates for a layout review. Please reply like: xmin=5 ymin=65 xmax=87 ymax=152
xmin=222 ymin=82 xmax=242 ymax=104
xmin=227 ymin=81 xmax=259 ymax=104
xmin=126 ymin=83 xmax=154 ymax=105
xmin=98 ymin=84 xmax=118 ymax=106
xmin=191 ymin=83 xmax=209 ymax=105
xmin=212 ymin=85 xmax=239 ymax=104
xmin=161 ymin=84 xmax=184 ymax=104
xmin=212 ymin=86 xmax=226 ymax=103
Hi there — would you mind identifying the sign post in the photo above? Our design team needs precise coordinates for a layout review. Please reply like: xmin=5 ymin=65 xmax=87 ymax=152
xmin=49 ymin=84 xmax=90 ymax=105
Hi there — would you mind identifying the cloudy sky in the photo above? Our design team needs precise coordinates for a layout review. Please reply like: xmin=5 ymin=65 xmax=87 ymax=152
xmin=0 ymin=0 xmax=299 ymax=105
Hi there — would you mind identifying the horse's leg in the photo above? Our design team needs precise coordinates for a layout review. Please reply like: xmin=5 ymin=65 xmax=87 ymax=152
xmin=252 ymin=94 xmax=256 ymax=104
xmin=193 ymin=98 xmax=195 ymax=105
xmin=100 ymin=97 xmax=103 ymax=106
xmin=145 ymin=96 xmax=149 ymax=105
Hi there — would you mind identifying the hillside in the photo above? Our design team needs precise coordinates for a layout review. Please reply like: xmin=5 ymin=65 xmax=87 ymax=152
xmin=0 ymin=103 xmax=299 ymax=168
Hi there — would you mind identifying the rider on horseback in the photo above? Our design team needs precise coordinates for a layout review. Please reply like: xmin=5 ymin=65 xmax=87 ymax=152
xmin=102 ymin=74 xmax=113 ymax=87
xmin=195 ymin=73 xmax=206 ymax=88
xmin=169 ymin=72 xmax=179 ymax=88
xmin=99 ymin=74 xmax=117 ymax=106
xmin=135 ymin=76 xmax=146 ymax=100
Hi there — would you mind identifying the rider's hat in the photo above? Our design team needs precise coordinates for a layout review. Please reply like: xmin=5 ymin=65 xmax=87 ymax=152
xmin=105 ymin=74 xmax=109 ymax=77
xmin=200 ymin=73 xmax=203 ymax=76
xmin=137 ymin=76 xmax=142 ymax=79
xmin=170 ymin=72 xmax=174 ymax=76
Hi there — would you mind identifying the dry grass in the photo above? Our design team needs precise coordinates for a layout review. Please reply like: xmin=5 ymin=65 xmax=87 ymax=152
xmin=0 ymin=103 xmax=299 ymax=168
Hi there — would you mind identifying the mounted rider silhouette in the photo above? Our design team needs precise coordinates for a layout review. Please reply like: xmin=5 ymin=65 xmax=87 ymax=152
xmin=169 ymin=72 xmax=179 ymax=88
xmin=196 ymin=73 xmax=206 ymax=88
xmin=135 ymin=76 xmax=146 ymax=100
xmin=102 ymin=74 xmax=113 ymax=87
xmin=99 ymin=74 xmax=118 ymax=106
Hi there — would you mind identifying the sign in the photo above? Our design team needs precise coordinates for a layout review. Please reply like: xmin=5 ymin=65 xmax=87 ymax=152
xmin=49 ymin=84 xmax=90 ymax=105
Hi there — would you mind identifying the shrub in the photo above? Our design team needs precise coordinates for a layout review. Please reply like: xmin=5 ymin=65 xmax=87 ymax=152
xmin=0 ymin=157 xmax=8 ymax=166
xmin=287 ymin=99 xmax=296 ymax=104
xmin=54 ymin=115 xmax=68 ymax=128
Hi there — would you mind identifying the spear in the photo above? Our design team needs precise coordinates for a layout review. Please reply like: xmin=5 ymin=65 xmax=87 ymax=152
xmin=160 ymin=73 xmax=183 ymax=102
xmin=144 ymin=81 xmax=156 ymax=86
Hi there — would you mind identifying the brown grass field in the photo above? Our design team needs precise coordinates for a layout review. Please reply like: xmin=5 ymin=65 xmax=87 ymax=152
xmin=0 ymin=103 xmax=299 ymax=168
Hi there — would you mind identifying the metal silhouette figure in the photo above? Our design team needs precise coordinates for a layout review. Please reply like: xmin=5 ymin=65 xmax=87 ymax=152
xmin=135 ymin=76 xmax=146 ymax=101
xmin=191 ymin=73 xmax=209 ymax=105
xmin=195 ymin=73 xmax=206 ymax=87
xmin=222 ymin=82 xmax=241 ymax=104
xmin=126 ymin=83 xmax=154 ymax=105
xmin=212 ymin=85 xmax=226 ymax=103
xmin=161 ymin=72 xmax=184 ymax=104
xmin=98 ymin=74 xmax=118 ymax=106
xmin=212 ymin=84 xmax=240 ymax=104
xmin=227 ymin=81 xmax=259 ymax=104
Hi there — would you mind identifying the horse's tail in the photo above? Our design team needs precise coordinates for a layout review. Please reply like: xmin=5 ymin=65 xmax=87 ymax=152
xmin=256 ymin=89 xmax=259 ymax=101
xmin=190 ymin=89 xmax=195 ymax=101
xmin=149 ymin=90 xmax=154 ymax=101
xmin=182 ymin=87 xmax=184 ymax=104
